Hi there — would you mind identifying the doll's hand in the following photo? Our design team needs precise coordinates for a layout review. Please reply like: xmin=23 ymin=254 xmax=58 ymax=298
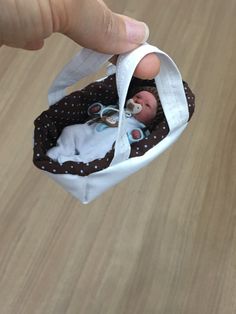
xmin=0 ymin=0 xmax=149 ymax=53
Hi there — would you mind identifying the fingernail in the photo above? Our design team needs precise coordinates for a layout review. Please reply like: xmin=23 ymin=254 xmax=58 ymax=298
xmin=125 ymin=18 xmax=149 ymax=44
xmin=24 ymin=40 xmax=44 ymax=50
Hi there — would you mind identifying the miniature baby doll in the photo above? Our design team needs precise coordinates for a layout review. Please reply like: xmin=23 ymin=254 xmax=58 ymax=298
xmin=46 ymin=86 xmax=158 ymax=164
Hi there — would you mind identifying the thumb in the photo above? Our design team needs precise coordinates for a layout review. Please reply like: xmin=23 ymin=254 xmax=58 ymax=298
xmin=61 ymin=0 xmax=149 ymax=54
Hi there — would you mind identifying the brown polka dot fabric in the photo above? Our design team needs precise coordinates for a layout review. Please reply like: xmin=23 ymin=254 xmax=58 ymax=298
xmin=33 ymin=74 xmax=195 ymax=176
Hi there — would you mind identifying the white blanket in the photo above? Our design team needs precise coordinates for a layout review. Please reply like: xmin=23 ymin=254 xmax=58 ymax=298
xmin=47 ymin=115 xmax=144 ymax=164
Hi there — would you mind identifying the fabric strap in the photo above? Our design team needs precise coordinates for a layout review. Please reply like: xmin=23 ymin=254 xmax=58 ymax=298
xmin=48 ymin=49 xmax=112 ymax=106
xmin=111 ymin=44 xmax=189 ymax=165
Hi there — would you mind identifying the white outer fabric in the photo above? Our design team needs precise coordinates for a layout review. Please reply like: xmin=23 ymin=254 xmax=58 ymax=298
xmin=46 ymin=43 xmax=189 ymax=204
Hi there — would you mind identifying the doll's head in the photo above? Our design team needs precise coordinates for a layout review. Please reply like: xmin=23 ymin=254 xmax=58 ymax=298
xmin=126 ymin=86 xmax=158 ymax=124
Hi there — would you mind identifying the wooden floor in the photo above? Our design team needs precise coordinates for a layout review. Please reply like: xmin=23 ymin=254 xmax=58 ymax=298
xmin=0 ymin=0 xmax=236 ymax=313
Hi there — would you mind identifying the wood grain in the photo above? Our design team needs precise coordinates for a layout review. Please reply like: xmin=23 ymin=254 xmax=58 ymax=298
xmin=0 ymin=0 xmax=236 ymax=313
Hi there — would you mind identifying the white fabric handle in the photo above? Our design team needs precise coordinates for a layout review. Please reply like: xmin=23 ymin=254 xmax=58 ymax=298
xmin=47 ymin=44 xmax=189 ymax=166
xmin=111 ymin=44 xmax=189 ymax=165
xmin=48 ymin=49 xmax=112 ymax=106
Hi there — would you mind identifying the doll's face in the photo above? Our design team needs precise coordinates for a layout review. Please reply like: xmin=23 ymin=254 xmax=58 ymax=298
xmin=129 ymin=91 xmax=157 ymax=124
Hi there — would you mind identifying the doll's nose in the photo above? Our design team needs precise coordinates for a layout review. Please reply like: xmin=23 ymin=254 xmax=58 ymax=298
xmin=134 ymin=97 xmax=144 ymax=106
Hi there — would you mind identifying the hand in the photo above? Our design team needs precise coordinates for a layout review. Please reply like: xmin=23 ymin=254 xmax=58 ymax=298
xmin=0 ymin=0 xmax=149 ymax=52
xmin=0 ymin=0 xmax=160 ymax=79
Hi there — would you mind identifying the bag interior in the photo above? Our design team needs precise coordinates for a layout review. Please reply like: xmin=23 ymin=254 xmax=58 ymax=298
xmin=33 ymin=74 xmax=195 ymax=176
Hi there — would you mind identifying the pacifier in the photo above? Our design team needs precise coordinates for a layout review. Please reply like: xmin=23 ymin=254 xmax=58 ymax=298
xmin=126 ymin=99 xmax=143 ymax=114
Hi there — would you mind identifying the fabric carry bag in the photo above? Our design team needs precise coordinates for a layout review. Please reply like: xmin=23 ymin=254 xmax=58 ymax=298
xmin=37 ymin=43 xmax=191 ymax=204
